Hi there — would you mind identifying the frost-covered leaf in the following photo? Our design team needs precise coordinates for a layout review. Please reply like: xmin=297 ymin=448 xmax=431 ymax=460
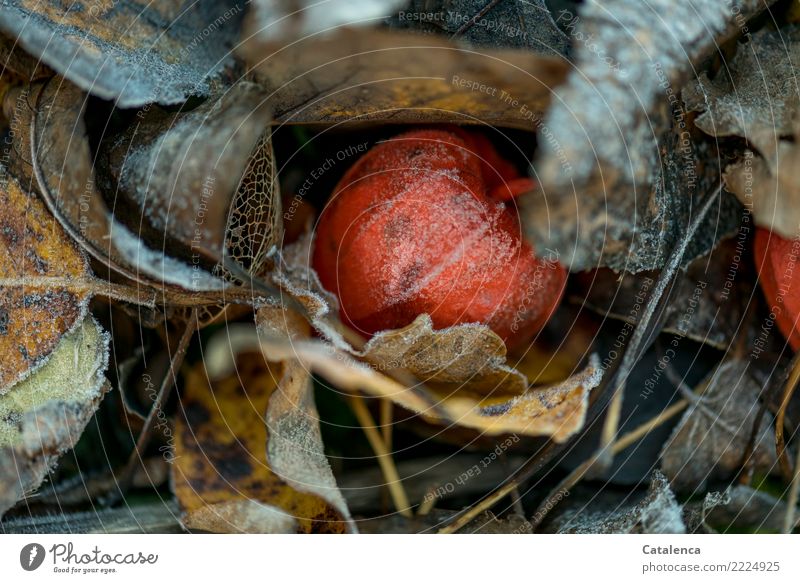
xmin=100 ymin=81 xmax=279 ymax=271
xmin=684 ymin=485 xmax=789 ymax=533
xmin=0 ymin=0 xmax=245 ymax=107
xmin=248 ymin=321 xmax=601 ymax=442
xmin=0 ymin=171 xmax=90 ymax=392
xmin=551 ymin=471 xmax=686 ymax=534
xmin=23 ymin=77 xmax=228 ymax=292
xmin=173 ymin=328 xmax=354 ymax=533
xmin=578 ymin=239 xmax=753 ymax=350
xmin=660 ymin=360 xmax=776 ymax=492
xmin=684 ymin=27 xmax=800 ymax=164
xmin=241 ymin=0 xmax=567 ymax=128
xmin=0 ymin=316 xmax=110 ymax=516
xmin=257 ymin=306 xmax=354 ymax=530
xmin=389 ymin=0 xmax=570 ymax=58
xmin=362 ymin=314 xmax=528 ymax=394
xmin=524 ymin=0 xmax=766 ymax=271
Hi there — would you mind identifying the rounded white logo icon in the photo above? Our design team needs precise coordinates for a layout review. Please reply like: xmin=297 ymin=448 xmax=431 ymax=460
xmin=20 ymin=543 xmax=46 ymax=571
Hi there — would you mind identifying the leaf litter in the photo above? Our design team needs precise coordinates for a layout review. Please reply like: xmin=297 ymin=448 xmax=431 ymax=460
xmin=0 ymin=0 xmax=798 ymax=535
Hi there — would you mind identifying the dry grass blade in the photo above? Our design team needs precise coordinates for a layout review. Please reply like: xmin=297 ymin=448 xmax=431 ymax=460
xmin=526 ymin=398 xmax=692 ymax=532
xmin=777 ymin=352 xmax=800 ymax=481
xmin=349 ymin=396 xmax=412 ymax=518
xmin=597 ymin=184 xmax=724 ymax=468
xmin=113 ymin=310 xmax=199 ymax=501
xmin=784 ymin=442 xmax=800 ymax=533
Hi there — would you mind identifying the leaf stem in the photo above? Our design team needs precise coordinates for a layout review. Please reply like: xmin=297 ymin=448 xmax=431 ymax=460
xmin=349 ymin=396 xmax=412 ymax=518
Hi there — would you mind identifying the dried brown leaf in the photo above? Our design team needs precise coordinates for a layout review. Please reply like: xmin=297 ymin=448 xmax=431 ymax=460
xmin=0 ymin=171 xmax=89 ymax=392
xmin=362 ymin=314 xmax=528 ymax=395
xmin=0 ymin=316 xmax=110 ymax=516
xmin=550 ymin=471 xmax=686 ymax=534
xmin=684 ymin=26 xmax=800 ymax=163
xmin=241 ymin=1 xmax=567 ymax=128
xmin=24 ymin=77 xmax=232 ymax=292
xmin=524 ymin=0 xmax=765 ymax=271
xmin=249 ymin=325 xmax=601 ymax=442
xmin=0 ymin=0 xmax=244 ymax=107
xmin=173 ymin=344 xmax=353 ymax=533
xmin=660 ymin=360 xmax=777 ymax=492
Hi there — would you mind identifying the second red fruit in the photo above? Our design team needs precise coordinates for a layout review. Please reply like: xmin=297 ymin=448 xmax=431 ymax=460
xmin=755 ymin=228 xmax=800 ymax=350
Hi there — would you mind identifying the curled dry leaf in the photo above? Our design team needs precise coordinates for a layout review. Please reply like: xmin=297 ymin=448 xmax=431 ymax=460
xmin=0 ymin=171 xmax=90 ymax=392
xmin=10 ymin=77 xmax=224 ymax=290
xmin=549 ymin=471 xmax=686 ymax=534
xmin=250 ymin=323 xmax=601 ymax=442
xmin=525 ymin=0 xmax=763 ymax=271
xmin=21 ymin=77 xmax=228 ymax=292
xmin=684 ymin=27 xmax=800 ymax=165
xmin=660 ymin=360 xmax=777 ymax=492
xmin=0 ymin=316 xmax=110 ymax=516
xmin=173 ymin=337 xmax=354 ymax=533
xmin=362 ymin=314 xmax=528 ymax=395
xmin=100 ymin=82 xmax=280 ymax=272
xmin=0 ymin=0 xmax=244 ymax=107
xmin=241 ymin=0 xmax=567 ymax=128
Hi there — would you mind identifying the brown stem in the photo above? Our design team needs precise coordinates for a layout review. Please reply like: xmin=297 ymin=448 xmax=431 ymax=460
xmin=776 ymin=352 xmax=800 ymax=481
xmin=112 ymin=309 xmax=198 ymax=502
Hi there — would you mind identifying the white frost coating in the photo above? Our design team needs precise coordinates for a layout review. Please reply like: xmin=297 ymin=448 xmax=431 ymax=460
xmin=252 ymin=0 xmax=407 ymax=39
xmin=111 ymin=221 xmax=227 ymax=291
xmin=0 ymin=315 xmax=110 ymax=447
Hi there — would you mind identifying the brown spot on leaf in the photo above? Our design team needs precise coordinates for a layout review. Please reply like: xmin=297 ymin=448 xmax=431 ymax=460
xmin=173 ymin=355 xmax=348 ymax=533
xmin=0 ymin=173 xmax=89 ymax=393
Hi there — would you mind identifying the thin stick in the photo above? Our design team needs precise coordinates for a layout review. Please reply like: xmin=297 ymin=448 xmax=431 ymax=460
xmin=417 ymin=488 xmax=438 ymax=517
xmin=530 ymin=396 xmax=694 ymax=530
xmin=783 ymin=440 xmax=800 ymax=533
xmin=0 ymin=275 xmax=280 ymax=308
xmin=380 ymin=398 xmax=393 ymax=451
xmin=378 ymin=398 xmax=394 ymax=513
xmin=438 ymin=396 xmax=691 ymax=534
xmin=113 ymin=310 xmax=198 ymax=500
xmin=451 ymin=0 xmax=503 ymax=38
xmin=349 ymin=396 xmax=413 ymax=518
xmin=595 ymin=185 xmax=721 ymax=468
xmin=439 ymin=481 xmax=515 ymax=534
xmin=776 ymin=352 xmax=800 ymax=481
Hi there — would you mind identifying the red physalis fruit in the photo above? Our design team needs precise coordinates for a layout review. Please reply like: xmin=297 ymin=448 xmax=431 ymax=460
xmin=754 ymin=227 xmax=800 ymax=350
xmin=312 ymin=128 xmax=567 ymax=350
